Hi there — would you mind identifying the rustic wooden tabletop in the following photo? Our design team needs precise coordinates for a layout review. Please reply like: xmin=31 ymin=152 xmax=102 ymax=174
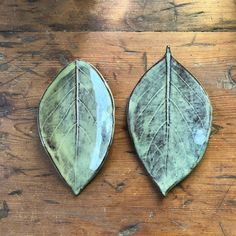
xmin=0 ymin=1 xmax=236 ymax=236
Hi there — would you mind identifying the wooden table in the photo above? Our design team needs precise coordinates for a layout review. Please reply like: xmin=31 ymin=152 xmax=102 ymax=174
xmin=0 ymin=1 xmax=235 ymax=236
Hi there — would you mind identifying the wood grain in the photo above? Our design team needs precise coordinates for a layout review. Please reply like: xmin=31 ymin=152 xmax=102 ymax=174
xmin=0 ymin=0 xmax=235 ymax=32
xmin=0 ymin=32 xmax=235 ymax=235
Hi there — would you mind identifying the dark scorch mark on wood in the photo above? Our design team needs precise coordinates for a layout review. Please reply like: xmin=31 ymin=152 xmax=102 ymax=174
xmin=21 ymin=35 xmax=40 ymax=44
xmin=186 ymin=11 xmax=205 ymax=17
xmin=183 ymin=199 xmax=193 ymax=207
xmin=103 ymin=179 xmax=126 ymax=193
xmin=138 ymin=171 xmax=148 ymax=176
xmin=48 ymin=23 xmax=70 ymax=31
xmin=217 ymin=186 xmax=231 ymax=210
xmin=0 ymin=31 xmax=16 ymax=38
xmin=44 ymin=199 xmax=60 ymax=205
xmin=118 ymin=39 xmax=139 ymax=54
xmin=180 ymin=34 xmax=216 ymax=47
xmin=116 ymin=182 xmax=126 ymax=193
xmin=226 ymin=200 xmax=236 ymax=206
xmin=210 ymin=20 xmax=236 ymax=32
xmin=219 ymin=222 xmax=228 ymax=236
xmin=218 ymin=65 xmax=236 ymax=90
xmin=171 ymin=220 xmax=186 ymax=230
xmin=0 ymin=165 xmax=26 ymax=179
xmin=16 ymin=66 xmax=43 ymax=78
xmin=48 ymin=15 xmax=106 ymax=31
xmin=215 ymin=175 xmax=236 ymax=179
xmin=118 ymin=223 xmax=141 ymax=236
xmin=46 ymin=67 xmax=58 ymax=78
xmin=0 ymin=52 xmax=5 ymax=60
xmin=34 ymin=173 xmax=53 ymax=177
xmin=161 ymin=2 xmax=193 ymax=11
xmin=0 ymin=93 xmax=12 ymax=117
xmin=0 ymin=63 xmax=9 ymax=71
xmin=178 ymin=184 xmax=193 ymax=196
xmin=126 ymin=150 xmax=136 ymax=155
xmin=0 ymin=142 xmax=9 ymax=151
xmin=0 ymin=42 xmax=20 ymax=48
xmin=76 ymin=16 xmax=106 ymax=31
xmin=44 ymin=49 xmax=73 ymax=66
xmin=0 ymin=165 xmax=41 ymax=179
xmin=8 ymin=189 xmax=23 ymax=196
xmin=227 ymin=65 xmax=236 ymax=84
xmin=113 ymin=72 xmax=118 ymax=81
xmin=0 ymin=201 xmax=9 ymax=220
xmin=211 ymin=123 xmax=223 ymax=135
xmin=17 ymin=50 xmax=41 ymax=57
xmin=143 ymin=52 xmax=147 ymax=71
xmin=160 ymin=1 xmax=194 ymax=23
xmin=54 ymin=220 xmax=72 ymax=224
xmin=5 ymin=152 xmax=24 ymax=161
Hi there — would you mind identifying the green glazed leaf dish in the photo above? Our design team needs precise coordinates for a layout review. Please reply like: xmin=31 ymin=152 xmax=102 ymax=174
xmin=127 ymin=47 xmax=212 ymax=196
xmin=38 ymin=60 xmax=115 ymax=195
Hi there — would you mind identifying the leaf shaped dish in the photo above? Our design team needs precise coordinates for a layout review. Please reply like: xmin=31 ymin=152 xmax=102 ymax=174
xmin=38 ymin=60 xmax=115 ymax=195
xmin=127 ymin=47 xmax=212 ymax=196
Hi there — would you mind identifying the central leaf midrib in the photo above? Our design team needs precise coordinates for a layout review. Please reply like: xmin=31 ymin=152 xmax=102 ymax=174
xmin=165 ymin=47 xmax=171 ymax=177
xmin=75 ymin=61 xmax=80 ymax=188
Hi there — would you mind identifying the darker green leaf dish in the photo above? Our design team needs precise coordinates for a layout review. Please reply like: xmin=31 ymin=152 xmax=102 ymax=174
xmin=127 ymin=47 xmax=212 ymax=196
xmin=38 ymin=60 xmax=115 ymax=195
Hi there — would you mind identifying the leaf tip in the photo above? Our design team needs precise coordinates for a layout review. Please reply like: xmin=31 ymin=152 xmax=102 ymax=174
xmin=71 ymin=186 xmax=82 ymax=196
xmin=158 ymin=183 xmax=171 ymax=197
xmin=160 ymin=189 xmax=168 ymax=197
xmin=166 ymin=46 xmax=171 ymax=55
xmin=75 ymin=59 xmax=80 ymax=68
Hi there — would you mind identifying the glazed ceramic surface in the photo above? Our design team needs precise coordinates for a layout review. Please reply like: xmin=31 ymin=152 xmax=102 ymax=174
xmin=127 ymin=47 xmax=212 ymax=196
xmin=38 ymin=60 xmax=115 ymax=195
